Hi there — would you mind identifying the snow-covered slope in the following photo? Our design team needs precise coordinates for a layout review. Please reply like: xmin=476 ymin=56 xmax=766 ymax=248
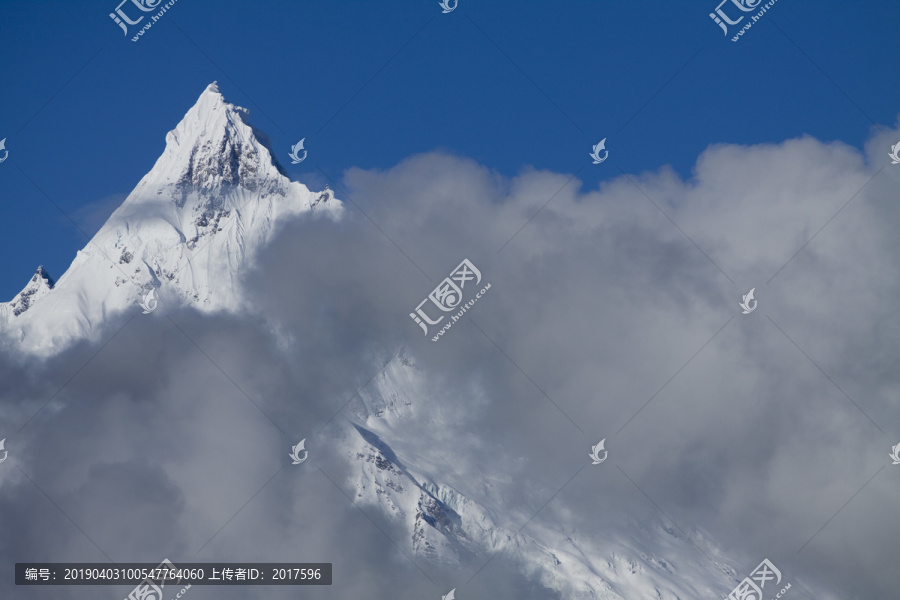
xmin=0 ymin=82 xmax=340 ymax=355
xmin=339 ymin=355 xmax=746 ymax=599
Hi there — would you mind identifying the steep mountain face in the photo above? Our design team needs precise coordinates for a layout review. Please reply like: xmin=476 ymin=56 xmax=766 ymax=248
xmin=341 ymin=356 xmax=743 ymax=599
xmin=0 ymin=82 xmax=340 ymax=355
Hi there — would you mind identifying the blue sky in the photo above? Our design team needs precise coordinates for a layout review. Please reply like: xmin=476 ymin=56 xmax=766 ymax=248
xmin=0 ymin=0 xmax=898 ymax=300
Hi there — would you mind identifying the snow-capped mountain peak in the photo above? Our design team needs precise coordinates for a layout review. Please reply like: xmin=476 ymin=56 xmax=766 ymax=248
xmin=0 ymin=82 xmax=341 ymax=355
xmin=2 ymin=83 xmax=768 ymax=600
xmin=125 ymin=81 xmax=284 ymax=214
xmin=0 ymin=266 xmax=54 ymax=322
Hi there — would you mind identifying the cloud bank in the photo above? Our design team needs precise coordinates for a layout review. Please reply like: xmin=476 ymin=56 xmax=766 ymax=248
xmin=2 ymin=123 xmax=900 ymax=599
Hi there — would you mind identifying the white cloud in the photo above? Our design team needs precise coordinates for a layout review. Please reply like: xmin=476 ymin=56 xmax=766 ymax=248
xmin=3 ymin=123 xmax=900 ymax=598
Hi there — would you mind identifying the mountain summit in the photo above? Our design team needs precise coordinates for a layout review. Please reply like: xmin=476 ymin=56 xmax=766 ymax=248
xmin=0 ymin=82 xmax=340 ymax=355
xmin=0 ymin=266 xmax=54 ymax=322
